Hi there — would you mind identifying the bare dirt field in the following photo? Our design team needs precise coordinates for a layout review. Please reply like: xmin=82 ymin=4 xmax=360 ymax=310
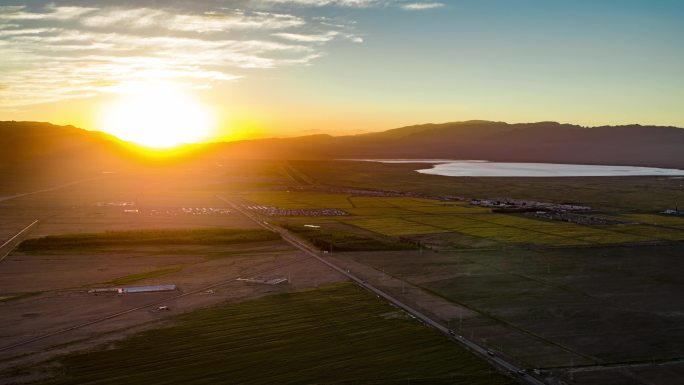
xmin=0 ymin=168 xmax=347 ymax=383
xmin=0 ymin=239 xmax=344 ymax=383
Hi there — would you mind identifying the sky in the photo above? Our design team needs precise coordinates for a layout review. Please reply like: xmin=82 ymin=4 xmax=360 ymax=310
xmin=1 ymin=0 xmax=683 ymax=143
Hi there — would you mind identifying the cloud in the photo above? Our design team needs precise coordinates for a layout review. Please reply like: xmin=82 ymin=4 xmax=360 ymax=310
xmin=0 ymin=4 xmax=360 ymax=107
xmin=263 ymin=0 xmax=443 ymax=9
xmin=273 ymin=31 xmax=339 ymax=42
xmin=261 ymin=0 xmax=386 ymax=7
xmin=78 ymin=8 xmax=306 ymax=32
xmin=0 ymin=5 xmax=96 ymax=21
xmin=400 ymin=2 xmax=444 ymax=10
xmin=169 ymin=11 xmax=305 ymax=32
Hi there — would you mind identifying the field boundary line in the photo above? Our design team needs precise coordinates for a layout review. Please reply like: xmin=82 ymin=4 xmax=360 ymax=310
xmin=0 ymin=219 xmax=39 ymax=264
xmin=217 ymin=194 xmax=548 ymax=385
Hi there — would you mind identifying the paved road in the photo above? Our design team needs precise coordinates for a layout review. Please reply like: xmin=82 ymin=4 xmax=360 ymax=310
xmin=217 ymin=195 xmax=547 ymax=385
xmin=0 ymin=219 xmax=39 ymax=264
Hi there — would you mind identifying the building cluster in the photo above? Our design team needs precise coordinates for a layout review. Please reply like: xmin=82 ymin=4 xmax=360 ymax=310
xmin=96 ymin=201 xmax=135 ymax=207
xmin=290 ymin=185 xmax=428 ymax=198
xmin=246 ymin=205 xmax=348 ymax=217
xmin=180 ymin=207 xmax=231 ymax=215
xmin=146 ymin=207 xmax=231 ymax=216
xmin=469 ymin=198 xmax=591 ymax=212
xmin=528 ymin=211 xmax=624 ymax=225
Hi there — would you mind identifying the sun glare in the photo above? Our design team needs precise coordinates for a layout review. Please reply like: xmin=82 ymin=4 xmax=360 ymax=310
xmin=99 ymin=85 xmax=215 ymax=148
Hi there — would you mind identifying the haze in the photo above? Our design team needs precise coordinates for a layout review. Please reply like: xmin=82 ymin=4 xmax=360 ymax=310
xmin=2 ymin=2 xmax=684 ymax=385
xmin=1 ymin=0 xmax=683 ymax=144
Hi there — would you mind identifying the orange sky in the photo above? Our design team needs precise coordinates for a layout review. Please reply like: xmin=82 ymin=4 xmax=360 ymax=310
xmin=1 ymin=1 xmax=683 ymax=147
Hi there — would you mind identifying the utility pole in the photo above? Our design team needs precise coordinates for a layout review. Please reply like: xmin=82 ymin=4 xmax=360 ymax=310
xmin=569 ymin=357 xmax=574 ymax=381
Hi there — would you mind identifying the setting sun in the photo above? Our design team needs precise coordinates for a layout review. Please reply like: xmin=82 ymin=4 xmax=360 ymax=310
xmin=98 ymin=85 xmax=215 ymax=148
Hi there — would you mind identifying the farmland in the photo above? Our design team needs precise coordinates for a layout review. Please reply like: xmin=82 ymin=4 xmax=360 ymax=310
xmin=290 ymin=160 xmax=684 ymax=212
xmin=18 ymin=228 xmax=278 ymax=252
xmin=3 ymin=158 xmax=684 ymax=385
xmin=44 ymin=283 xmax=514 ymax=385
xmin=0 ymin=168 xmax=346 ymax=384
xmin=242 ymin=189 xmax=684 ymax=248
xmin=281 ymin=223 xmax=418 ymax=251
xmin=322 ymin=244 xmax=684 ymax=384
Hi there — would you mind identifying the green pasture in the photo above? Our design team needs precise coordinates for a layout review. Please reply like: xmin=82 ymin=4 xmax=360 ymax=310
xmin=18 ymin=229 xmax=279 ymax=252
xmin=621 ymin=214 xmax=684 ymax=228
xmin=342 ymin=217 xmax=448 ymax=236
xmin=46 ymin=283 xmax=513 ymax=385
xmin=245 ymin=191 xmax=354 ymax=209
xmin=243 ymin=190 xmax=681 ymax=247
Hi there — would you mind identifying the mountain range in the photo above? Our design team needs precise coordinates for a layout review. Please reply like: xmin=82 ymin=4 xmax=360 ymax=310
xmin=2 ymin=120 xmax=683 ymax=179
xmin=215 ymin=120 xmax=684 ymax=167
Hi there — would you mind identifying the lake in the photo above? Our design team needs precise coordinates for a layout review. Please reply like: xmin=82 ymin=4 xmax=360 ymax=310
xmin=359 ymin=160 xmax=684 ymax=177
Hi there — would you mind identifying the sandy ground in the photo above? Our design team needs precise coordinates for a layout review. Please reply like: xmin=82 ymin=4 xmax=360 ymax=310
xmin=0 ymin=168 xmax=348 ymax=382
xmin=0 ymin=237 xmax=344 ymax=384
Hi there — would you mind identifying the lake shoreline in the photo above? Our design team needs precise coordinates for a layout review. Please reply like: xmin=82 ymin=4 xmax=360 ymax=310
xmin=347 ymin=159 xmax=684 ymax=177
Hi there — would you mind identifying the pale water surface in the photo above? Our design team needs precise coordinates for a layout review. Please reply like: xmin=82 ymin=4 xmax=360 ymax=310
xmin=356 ymin=160 xmax=684 ymax=177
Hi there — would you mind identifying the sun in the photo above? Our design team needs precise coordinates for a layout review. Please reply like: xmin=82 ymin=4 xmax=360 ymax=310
xmin=99 ymin=84 xmax=215 ymax=148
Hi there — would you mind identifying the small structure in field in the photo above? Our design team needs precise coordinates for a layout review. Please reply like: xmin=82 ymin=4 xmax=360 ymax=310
xmin=89 ymin=284 xmax=178 ymax=294
xmin=661 ymin=208 xmax=683 ymax=216
xmin=237 ymin=277 xmax=288 ymax=285
xmin=117 ymin=284 xmax=177 ymax=294
xmin=88 ymin=287 xmax=119 ymax=293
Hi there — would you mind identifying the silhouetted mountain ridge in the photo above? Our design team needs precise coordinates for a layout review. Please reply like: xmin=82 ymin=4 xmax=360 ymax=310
xmin=215 ymin=120 xmax=684 ymax=167
xmin=1 ymin=120 xmax=683 ymax=171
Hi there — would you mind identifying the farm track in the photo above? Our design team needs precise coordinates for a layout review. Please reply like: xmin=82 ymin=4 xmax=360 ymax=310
xmin=0 ymin=219 xmax=40 ymax=264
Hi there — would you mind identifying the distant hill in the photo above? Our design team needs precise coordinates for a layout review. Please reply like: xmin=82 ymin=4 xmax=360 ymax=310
xmin=216 ymin=121 xmax=684 ymax=168
xmin=0 ymin=121 xmax=123 ymax=165
xmin=1 ymin=121 xmax=683 ymax=177
xmin=0 ymin=121 xmax=135 ymax=192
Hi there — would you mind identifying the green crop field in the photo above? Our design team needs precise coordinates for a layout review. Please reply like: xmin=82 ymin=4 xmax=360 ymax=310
xmin=342 ymin=217 xmax=448 ymax=236
xmin=281 ymin=223 xmax=418 ymax=251
xmin=604 ymin=225 xmax=684 ymax=241
xmin=245 ymin=191 xmax=354 ymax=209
xmin=18 ymin=228 xmax=279 ymax=252
xmin=621 ymin=214 xmax=684 ymax=228
xmin=45 ymin=283 xmax=513 ymax=385
xmin=243 ymin=189 xmax=679 ymax=247
xmin=345 ymin=207 xmax=417 ymax=216
xmin=348 ymin=196 xmax=446 ymax=208
xmin=402 ymin=205 xmax=491 ymax=214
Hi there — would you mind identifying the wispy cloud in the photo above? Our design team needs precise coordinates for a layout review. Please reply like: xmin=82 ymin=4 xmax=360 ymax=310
xmin=261 ymin=0 xmax=387 ymax=7
xmin=0 ymin=4 xmax=360 ymax=107
xmin=0 ymin=4 xmax=96 ymax=21
xmin=401 ymin=2 xmax=445 ymax=11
